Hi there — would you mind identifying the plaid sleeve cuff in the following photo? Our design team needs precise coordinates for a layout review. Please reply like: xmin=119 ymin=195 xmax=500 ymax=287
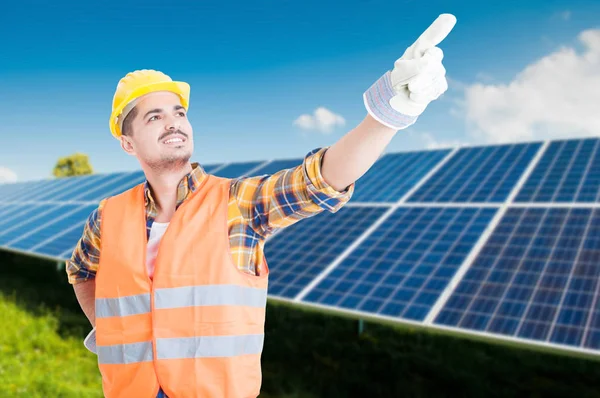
xmin=303 ymin=147 xmax=354 ymax=213
xmin=363 ymin=70 xmax=419 ymax=130
xmin=65 ymin=201 xmax=104 ymax=284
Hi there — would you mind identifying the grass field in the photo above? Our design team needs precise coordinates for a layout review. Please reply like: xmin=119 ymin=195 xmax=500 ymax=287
xmin=0 ymin=291 xmax=104 ymax=397
xmin=1 ymin=250 xmax=600 ymax=397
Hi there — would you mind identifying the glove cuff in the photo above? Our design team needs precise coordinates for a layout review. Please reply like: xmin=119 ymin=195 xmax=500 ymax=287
xmin=363 ymin=71 xmax=419 ymax=130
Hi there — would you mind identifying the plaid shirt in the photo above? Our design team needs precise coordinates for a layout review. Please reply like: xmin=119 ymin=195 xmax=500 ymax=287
xmin=65 ymin=147 xmax=354 ymax=283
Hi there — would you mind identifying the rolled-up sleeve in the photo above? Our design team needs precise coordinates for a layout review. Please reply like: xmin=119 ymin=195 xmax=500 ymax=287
xmin=230 ymin=147 xmax=354 ymax=238
xmin=302 ymin=146 xmax=354 ymax=213
xmin=65 ymin=199 xmax=105 ymax=284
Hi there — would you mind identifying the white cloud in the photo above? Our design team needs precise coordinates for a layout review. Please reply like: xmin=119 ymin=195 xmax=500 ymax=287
xmin=293 ymin=106 xmax=346 ymax=134
xmin=0 ymin=167 xmax=17 ymax=183
xmin=459 ymin=29 xmax=600 ymax=144
xmin=420 ymin=132 xmax=467 ymax=150
xmin=446 ymin=76 xmax=470 ymax=92
xmin=403 ymin=129 xmax=468 ymax=151
xmin=474 ymin=72 xmax=496 ymax=84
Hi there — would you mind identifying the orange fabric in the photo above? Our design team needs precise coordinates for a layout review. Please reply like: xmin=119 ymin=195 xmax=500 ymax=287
xmin=95 ymin=313 xmax=153 ymax=345
xmin=96 ymin=175 xmax=269 ymax=398
xmin=153 ymin=307 xmax=266 ymax=338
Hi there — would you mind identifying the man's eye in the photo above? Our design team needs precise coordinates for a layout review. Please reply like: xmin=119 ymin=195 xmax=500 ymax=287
xmin=178 ymin=112 xmax=186 ymax=117
xmin=149 ymin=115 xmax=159 ymax=121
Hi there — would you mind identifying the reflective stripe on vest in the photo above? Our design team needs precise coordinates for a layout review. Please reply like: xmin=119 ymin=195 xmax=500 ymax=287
xmin=96 ymin=284 xmax=267 ymax=365
xmin=98 ymin=334 xmax=265 ymax=364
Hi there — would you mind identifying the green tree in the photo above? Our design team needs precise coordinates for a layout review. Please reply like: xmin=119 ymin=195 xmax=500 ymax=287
xmin=53 ymin=153 xmax=94 ymax=178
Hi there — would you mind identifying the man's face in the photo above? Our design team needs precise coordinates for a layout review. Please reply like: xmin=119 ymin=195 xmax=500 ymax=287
xmin=120 ymin=91 xmax=194 ymax=171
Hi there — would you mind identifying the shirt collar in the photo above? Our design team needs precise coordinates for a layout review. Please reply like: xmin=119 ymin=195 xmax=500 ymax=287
xmin=143 ymin=162 xmax=208 ymax=209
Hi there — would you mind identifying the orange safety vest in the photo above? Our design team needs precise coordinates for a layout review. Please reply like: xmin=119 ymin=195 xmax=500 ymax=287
xmin=95 ymin=174 xmax=269 ymax=398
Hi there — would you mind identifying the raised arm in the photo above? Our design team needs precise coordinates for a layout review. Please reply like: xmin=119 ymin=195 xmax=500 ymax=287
xmin=230 ymin=147 xmax=354 ymax=238
xmin=322 ymin=14 xmax=457 ymax=192
xmin=321 ymin=113 xmax=397 ymax=192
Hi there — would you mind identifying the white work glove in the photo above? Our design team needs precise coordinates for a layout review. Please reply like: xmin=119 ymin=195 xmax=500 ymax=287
xmin=363 ymin=13 xmax=457 ymax=130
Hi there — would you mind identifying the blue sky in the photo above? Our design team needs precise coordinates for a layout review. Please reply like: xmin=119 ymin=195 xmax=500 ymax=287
xmin=2 ymin=0 xmax=599 ymax=182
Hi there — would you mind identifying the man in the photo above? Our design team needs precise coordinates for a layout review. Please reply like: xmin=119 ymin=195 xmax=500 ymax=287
xmin=66 ymin=14 xmax=456 ymax=398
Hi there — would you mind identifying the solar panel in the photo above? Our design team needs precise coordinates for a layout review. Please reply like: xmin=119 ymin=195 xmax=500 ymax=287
xmin=351 ymin=149 xmax=451 ymax=203
xmin=2 ymin=136 xmax=599 ymax=357
xmin=248 ymin=158 xmax=304 ymax=176
xmin=0 ymin=182 xmax=25 ymax=200
xmin=7 ymin=204 xmax=97 ymax=255
xmin=211 ymin=161 xmax=266 ymax=178
xmin=0 ymin=184 xmax=10 ymax=197
xmin=74 ymin=171 xmax=147 ymax=201
xmin=264 ymin=206 xmax=389 ymax=299
xmin=407 ymin=143 xmax=541 ymax=203
xmin=301 ymin=207 xmax=497 ymax=321
xmin=202 ymin=163 xmax=225 ymax=173
xmin=0 ymin=203 xmax=24 ymax=219
xmin=0 ymin=203 xmax=65 ymax=246
xmin=26 ymin=176 xmax=89 ymax=202
xmin=0 ymin=180 xmax=53 ymax=202
xmin=515 ymin=138 xmax=600 ymax=203
xmin=0 ymin=204 xmax=46 ymax=230
xmin=51 ymin=173 xmax=123 ymax=201
xmin=433 ymin=207 xmax=600 ymax=351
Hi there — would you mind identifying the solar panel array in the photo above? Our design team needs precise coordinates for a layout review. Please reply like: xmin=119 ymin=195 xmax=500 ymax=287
xmin=1 ymin=137 xmax=599 ymax=358
xmin=301 ymin=207 xmax=498 ymax=321
xmin=434 ymin=207 xmax=600 ymax=350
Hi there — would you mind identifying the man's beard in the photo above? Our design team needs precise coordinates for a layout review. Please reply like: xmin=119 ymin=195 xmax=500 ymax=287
xmin=146 ymin=129 xmax=192 ymax=172
xmin=146 ymin=149 xmax=192 ymax=172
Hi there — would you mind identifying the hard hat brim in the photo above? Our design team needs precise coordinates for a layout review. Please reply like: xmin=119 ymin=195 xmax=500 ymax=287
xmin=109 ymin=80 xmax=190 ymax=138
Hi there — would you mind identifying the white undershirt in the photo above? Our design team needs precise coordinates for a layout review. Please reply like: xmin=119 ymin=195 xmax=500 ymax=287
xmin=84 ymin=220 xmax=172 ymax=354
xmin=146 ymin=221 xmax=170 ymax=280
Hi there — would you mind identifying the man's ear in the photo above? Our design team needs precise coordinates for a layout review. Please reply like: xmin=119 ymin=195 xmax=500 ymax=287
xmin=120 ymin=136 xmax=136 ymax=156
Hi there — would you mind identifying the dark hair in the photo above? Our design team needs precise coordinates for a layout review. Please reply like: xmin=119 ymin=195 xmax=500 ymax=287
xmin=121 ymin=106 xmax=138 ymax=137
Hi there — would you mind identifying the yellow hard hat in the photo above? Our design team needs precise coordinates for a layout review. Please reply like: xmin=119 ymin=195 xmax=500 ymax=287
xmin=109 ymin=69 xmax=190 ymax=138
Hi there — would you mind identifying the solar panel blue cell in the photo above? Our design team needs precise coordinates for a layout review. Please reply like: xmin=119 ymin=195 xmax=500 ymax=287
xmin=248 ymin=158 xmax=304 ymax=177
xmin=0 ymin=182 xmax=21 ymax=200
xmin=51 ymin=174 xmax=120 ymax=201
xmin=0 ymin=204 xmax=48 ymax=230
xmin=99 ymin=171 xmax=148 ymax=198
xmin=0 ymin=203 xmax=23 ymax=219
xmin=350 ymin=150 xmax=450 ymax=203
xmin=434 ymin=207 xmax=600 ymax=350
xmin=0 ymin=204 xmax=65 ymax=246
xmin=587 ymin=325 xmax=600 ymax=350
xmin=301 ymin=207 xmax=497 ymax=321
xmin=9 ymin=204 xmax=98 ymax=256
xmin=202 ymin=163 xmax=224 ymax=173
xmin=0 ymin=180 xmax=50 ymax=202
xmin=33 ymin=219 xmax=89 ymax=259
xmin=263 ymin=206 xmax=389 ymax=299
xmin=71 ymin=171 xmax=147 ymax=201
xmin=27 ymin=176 xmax=86 ymax=201
xmin=407 ymin=143 xmax=541 ymax=203
xmin=515 ymin=138 xmax=600 ymax=203
xmin=212 ymin=162 xmax=266 ymax=178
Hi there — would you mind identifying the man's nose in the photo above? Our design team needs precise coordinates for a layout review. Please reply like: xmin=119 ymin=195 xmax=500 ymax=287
xmin=165 ymin=116 xmax=180 ymax=131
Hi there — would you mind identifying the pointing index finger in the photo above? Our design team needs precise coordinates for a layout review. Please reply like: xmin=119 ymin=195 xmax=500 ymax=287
xmin=413 ymin=13 xmax=457 ymax=54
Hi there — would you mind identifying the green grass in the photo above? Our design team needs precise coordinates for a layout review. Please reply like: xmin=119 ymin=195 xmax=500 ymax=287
xmin=0 ymin=291 xmax=103 ymax=397
xmin=2 ymin=251 xmax=600 ymax=397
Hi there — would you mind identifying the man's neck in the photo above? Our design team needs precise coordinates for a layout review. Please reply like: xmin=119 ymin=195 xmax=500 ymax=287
xmin=144 ymin=162 xmax=193 ymax=222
